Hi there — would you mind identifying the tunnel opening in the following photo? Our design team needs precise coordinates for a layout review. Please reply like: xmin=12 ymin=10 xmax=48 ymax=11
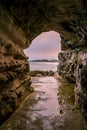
xmin=24 ymin=31 xmax=61 ymax=74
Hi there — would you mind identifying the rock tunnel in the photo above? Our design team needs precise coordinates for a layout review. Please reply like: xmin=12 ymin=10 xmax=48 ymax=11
xmin=0 ymin=0 xmax=87 ymax=124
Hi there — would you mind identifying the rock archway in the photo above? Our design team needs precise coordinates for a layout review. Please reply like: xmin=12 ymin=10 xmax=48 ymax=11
xmin=24 ymin=31 xmax=61 ymax=61
xmin=0 ymin=0 xmax=87 ymax=123
xmin=1 ymin=0 xmax=87 ymax=49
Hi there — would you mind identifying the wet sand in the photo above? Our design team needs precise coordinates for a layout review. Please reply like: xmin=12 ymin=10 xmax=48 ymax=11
xmin=0 ymin=75 xmax=87 ymax=130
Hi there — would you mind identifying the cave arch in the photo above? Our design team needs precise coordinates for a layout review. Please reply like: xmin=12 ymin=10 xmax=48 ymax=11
xmin=0 ymin=0 xmax=87 ymax=124
xmin=24 ymin=31 xmax=61 ymax=61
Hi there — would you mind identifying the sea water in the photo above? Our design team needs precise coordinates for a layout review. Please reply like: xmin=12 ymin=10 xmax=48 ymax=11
xmin=29 ymin=62 xmax=58 ymax=72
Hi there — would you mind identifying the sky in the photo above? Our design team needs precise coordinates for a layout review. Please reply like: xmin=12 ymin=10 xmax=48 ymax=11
xmin=24 ymin=31 xmax=61 ymax=60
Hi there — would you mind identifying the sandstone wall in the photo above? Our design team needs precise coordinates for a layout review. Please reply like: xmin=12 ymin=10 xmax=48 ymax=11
xmin=0 ymin=0 xmax=87 ymax=123
xmin=58 ymin=47 xmax=87 ymax=121
xmin=0 ymin=5 xmax=32 ymax=124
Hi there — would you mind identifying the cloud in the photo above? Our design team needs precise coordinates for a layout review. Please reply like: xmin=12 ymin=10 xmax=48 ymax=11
xmin=24 ymin=31 xmax=61 ymax=60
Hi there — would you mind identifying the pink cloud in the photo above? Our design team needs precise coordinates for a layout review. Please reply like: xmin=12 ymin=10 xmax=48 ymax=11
xmin=24 ymin=31 xmax=61 ymax=60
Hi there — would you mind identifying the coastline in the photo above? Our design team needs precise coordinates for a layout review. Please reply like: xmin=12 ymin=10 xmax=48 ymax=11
xmin=0 ymin=71 xmax=87 ymax=130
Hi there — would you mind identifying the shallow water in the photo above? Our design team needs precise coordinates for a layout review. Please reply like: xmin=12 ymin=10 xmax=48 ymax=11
xmin=0 ymin=76 xmax=60 ymax=130
xmin=32 ymin=76 xmax=60 ymax=116
xmin=29 ymin=62 xmax=58 ymax=71
xmin=0 ymin=76 xmax=87 ymax=130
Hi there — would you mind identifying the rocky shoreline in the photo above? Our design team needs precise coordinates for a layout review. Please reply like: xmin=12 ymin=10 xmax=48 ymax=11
xmin=0 ymin=74 xmax=87 ymax=130
xmin=58 ymin=50 xmax=87 ymax=121
xmin=0 ymin=69 xmax=55 ymax=125
xmin=29 ymin=70 xmax=55 ymax=77
xmin=0 ymin=0 xmax=87 ymax=126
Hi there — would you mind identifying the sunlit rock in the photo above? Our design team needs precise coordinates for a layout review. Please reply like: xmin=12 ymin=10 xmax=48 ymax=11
xmin=0 ymin=3 xmax=32 ymax=124
xmin=58 ymin=50 xmax=77 ymax=82
xmin=0 ymin=0 xmax=87 ymax=123
xmin=75 ymin=52 xmax=87 ymax=121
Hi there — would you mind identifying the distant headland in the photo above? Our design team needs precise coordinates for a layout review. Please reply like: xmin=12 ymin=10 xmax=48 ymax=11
xmin=29 ymin=59 xmax=58 ymax=62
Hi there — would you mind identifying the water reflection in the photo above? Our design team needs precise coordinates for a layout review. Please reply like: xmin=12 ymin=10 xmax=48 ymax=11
xmin=0 ymin=76 xmax=87 ymax=130
xmin=32 ymin=77 xmax=60 ymax=116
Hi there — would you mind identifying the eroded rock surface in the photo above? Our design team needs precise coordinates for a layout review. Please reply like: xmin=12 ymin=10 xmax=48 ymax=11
xmin=0 ymin=0 xmax=87 ymax=123
xmin=58 ymin=49 xmax=87 ymax=121
xmin=0 ymin=76 xmax=87 ymax=130
xmin=58 ymin=50 xmax=77 ymax=82
xmin=0 ymin=4 xmax=32 ymax=124
xmin=75 ymin=52 xmax=87 ymax=121
xmin=0 ymin=0 xmax=87 ymax=49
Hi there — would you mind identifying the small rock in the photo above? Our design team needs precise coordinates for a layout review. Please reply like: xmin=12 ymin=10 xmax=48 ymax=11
xmin=60 ymin=109 xmax=64 ymax=114
xmin=0 ymin=95 xmax=2 ymax=100
xmin=36 ymin=74 xmax=42 ymax=77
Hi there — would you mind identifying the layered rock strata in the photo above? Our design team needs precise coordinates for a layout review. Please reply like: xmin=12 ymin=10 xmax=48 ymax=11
xmin=75 ymin=52 xmax=87 ymax=120
xmin=58 ymin=50 xmax=77 ymax=82
xmin=0 ymin=0 xmax=87 ymax=123
xmin=58 ymin=48 xmax=87 ymax=121
xmin=0 ymin=5 xmax=32 ymax=124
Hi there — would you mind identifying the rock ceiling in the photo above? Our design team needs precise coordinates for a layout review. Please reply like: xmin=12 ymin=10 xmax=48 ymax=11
xmin=1 ymin=0 xmax=87 ymax=49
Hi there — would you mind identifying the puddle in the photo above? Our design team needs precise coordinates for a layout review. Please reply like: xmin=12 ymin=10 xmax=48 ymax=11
xmin=0 ymin=76 xmax=87 ymax=130
xmin=32 ymin=76 xmax=60 ymax=116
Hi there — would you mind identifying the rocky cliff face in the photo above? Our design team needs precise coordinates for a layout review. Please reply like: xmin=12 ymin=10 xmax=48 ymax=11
xmin=1 ymin=0 xmax=87 ymax=47
xmin=58 ymin=50 xmax=77 ymax=82
xmin=0 ymin=0 xmax=87 ymax=123
xmin=58 ymin=44 xmax=87 ymax=121
xmin=75 ymin=52 xmax=87 ymax=120
xmin=0 ymin=5 xmax=32 ymax=124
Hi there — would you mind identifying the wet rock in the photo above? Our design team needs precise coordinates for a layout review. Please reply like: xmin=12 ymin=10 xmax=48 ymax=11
xmin=36 ymin=74 xmax=42 ymax=77
xmin=0 ymin=73 xmax=8 ymax=83
xmin=60 ymin=109 xmax=64 ymax=114
xmin=0 ymin=6 xmax=32 ymax=124
xmin=29 ymin=70 xmax=49 ymax=77
xmin=75 ymin=53 xmax=87 ymax=121
xmin=1 ymin=0 xmax=86 ymax=50
xmin=16 ymin=87 xmax=25 ymax=97
xmin=2 ymin=92 xmax=17 ymax=99
xmin=0 ymin=95 xmax=2 ymax=100
xmin=58 ymin=50 xmax=77 ymax=83
xmin=58 ymin=50 xmax=87 ymax=120
xmin=49 ymin=70 xmax=54 ymax=76
xmin=0 ymin=0 xmax=87 ymax=124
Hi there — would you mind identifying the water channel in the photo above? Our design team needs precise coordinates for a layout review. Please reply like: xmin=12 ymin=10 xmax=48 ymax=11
xmin=0 ymin=76 xmax=87 ymax=130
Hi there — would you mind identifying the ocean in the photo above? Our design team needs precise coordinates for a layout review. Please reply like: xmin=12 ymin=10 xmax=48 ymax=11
xmin=29 ymin=62 xmax=58 ymax=72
